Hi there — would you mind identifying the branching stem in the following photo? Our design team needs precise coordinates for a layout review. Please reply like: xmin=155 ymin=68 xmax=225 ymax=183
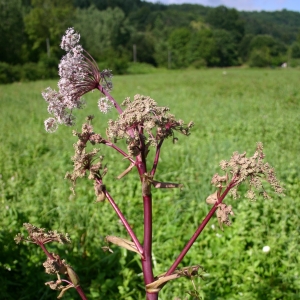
xmin=104 ymin=188 xmax=143 ymax=255
xmin=102 ymin=140 xmax=135 ymax=164
xmin=165 ymin=182 xmax=234 ymax=276
xmin=150 ymin=139 xmax=164 ymax=177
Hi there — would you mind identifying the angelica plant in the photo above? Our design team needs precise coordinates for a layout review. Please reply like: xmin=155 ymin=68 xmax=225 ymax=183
xmin=15 ymin=28 xmax=284 ymax=300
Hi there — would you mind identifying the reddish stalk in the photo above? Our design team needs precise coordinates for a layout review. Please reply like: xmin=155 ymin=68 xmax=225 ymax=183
xmin=104 ymin=188 xmax=143 ymax=255
xmin=75 ymin=286 xmax=88 ymax=300
xmin=102 ymin=140 xmax=135 ymax=164
xmin=165 ymin=182 xmax=234 ymax=276
xmin=150 ymin=139 xmax=164 ymax=177
xmin=38 ymin=242 xmax=55 ymax=260
xmin=142 ymin=193 xmax=156 ymax=300
xmin=134 ymin=146 xmax=157 ymax=299
xmin=39 ymin=243 xmax=88 ymax=300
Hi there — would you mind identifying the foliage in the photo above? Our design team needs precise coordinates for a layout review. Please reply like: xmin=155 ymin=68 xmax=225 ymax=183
xmin=24 ymin=0 xmax=74 ymax=58
xmin=206 ymin=5 xmax=245 ymax=42
xmin=2 ymin=1 xmax=300 ymax=82
xmin=291 ymin=42 xmax=300 ymax=58
xmin=168 ymin=28 xmax=191 ymax=68
xmin=0 ymin=0 xmax=25 ymax=64
xmin=1 ymin=68 xmax=299 ymax=299
xmin=248 ymin=35 xmax=287 ymax=67
xmin=73 ymin=6 xmax=132 ymax=62
xmin=239 ymin=34 xmax=255 ymax=62
xmin=212 ymin=30 xmax=240 ymax=67
xmin=240 ymin=9 xmax=300 ymax=44
xmin=187 ymin=29 xmax=218 ymax=67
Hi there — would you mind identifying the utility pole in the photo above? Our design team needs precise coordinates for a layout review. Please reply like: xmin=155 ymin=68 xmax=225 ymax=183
xmin=46 ymin=38 xmax=50 ymax=57
xmin=133 ymin=44 xmax=137 ymax=63
xmin=168 ymin=50 xmax=172 ymax=69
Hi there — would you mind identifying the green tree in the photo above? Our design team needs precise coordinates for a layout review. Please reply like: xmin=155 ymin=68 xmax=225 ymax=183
xmin=213 ymin=29 xmax=239 ymax=66
xmin=74 ymin=6 xmax=132 ymax=62
xmin=249 ymin=48 xmax=271 ymax=67
xmin=131 ymin=32 xmax=156 ymax=65
xmin=0 ymin=0 xmax=25 ymax=64
xmin=24 ymin=0 xmax=75 ymax=60
xmin=187 ymin=29 xmax=219 ymax=67
xmin=73 ymin=0 xmax=141 ymax=15
xmin=248 ymin=35 xmax=287 ymax=67
xmin=168 ymin=28 xmax=191 ymax=68
xmin=239 ymin=34 xmax=254 ymax=62
xmin=206 ymin=6 xmax=245 ymax=42
xmin=290 ymin=42 xmax=300 ymax=58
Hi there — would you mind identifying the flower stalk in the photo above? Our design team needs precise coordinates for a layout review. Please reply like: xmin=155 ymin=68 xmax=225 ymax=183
xmin=16 ymin=27 xmax=284 ymax=300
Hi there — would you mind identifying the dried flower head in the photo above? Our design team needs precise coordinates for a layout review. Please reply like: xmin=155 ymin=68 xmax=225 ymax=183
xmin=216 ymin=203 xmax=234 ymax=230
xmin=43 ymin=253 xmax=68 ymax=275
xmin=14 ymin=223 xmax=71 ymax=245
xmin=212 ymin=143 xmax=284 ymax=200
xmin=65 ymin=120 xmax=106 ymax=192
xmin=45 ymin=280 xmax=64 ymax=291
xmin=44 ymin=117 xmax=58 ymax=133
xmin=107 ymin=94 xmax=193 ymax=156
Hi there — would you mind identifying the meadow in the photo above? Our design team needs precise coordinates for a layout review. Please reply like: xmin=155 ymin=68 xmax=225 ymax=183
xmin=0 ymin=68 xmax=299 ymax=300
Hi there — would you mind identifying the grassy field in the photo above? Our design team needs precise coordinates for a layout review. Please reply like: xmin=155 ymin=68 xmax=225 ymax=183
xmin=0 ymin=68 xmax=299 ymax=300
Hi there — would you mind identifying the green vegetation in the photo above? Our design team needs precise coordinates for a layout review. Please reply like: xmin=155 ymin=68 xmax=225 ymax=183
xmin=1 ymin=0 xmax=300 ymax=83
xmin=1 ymin=68 xmax=299 ymax=299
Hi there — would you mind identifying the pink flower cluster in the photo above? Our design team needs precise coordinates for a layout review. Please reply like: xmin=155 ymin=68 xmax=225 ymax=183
xmin=42 ymin=28 xmax=111 ymax=132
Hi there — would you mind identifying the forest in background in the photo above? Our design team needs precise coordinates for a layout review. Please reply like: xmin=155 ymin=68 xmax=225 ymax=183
xmin=1 ymin=0 xmax=300 ymax=83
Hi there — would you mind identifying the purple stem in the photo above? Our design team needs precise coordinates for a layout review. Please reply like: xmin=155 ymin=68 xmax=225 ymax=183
xmin=165 ymin=182 xmax=234 ymax=276
xmin=75 ymin=285 xmax=88 ymax=300
xmin=135 ymin=153 xmax=157 ymax=299
xmin=38 ymin=242 xmax=55 ymax=260
xmin=104 ymin=188 xmax=143 ymax=255
xmin=38 ymin=243 xmax=88 ymax=300
xmin=102 ymin=140 xmax=135 ymax=164
xmin=150 ymin=139 xmax=164 ymax=177
xmin=141 ymin=193 xmax=154 ymax=283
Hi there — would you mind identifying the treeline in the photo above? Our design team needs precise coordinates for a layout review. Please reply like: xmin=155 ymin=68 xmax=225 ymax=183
xmin=1 ymin=0 xmax=300 ymax=83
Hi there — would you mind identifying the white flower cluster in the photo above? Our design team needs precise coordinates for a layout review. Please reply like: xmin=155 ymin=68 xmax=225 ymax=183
xmin=42 ymin=28 xmax=102 ymax=132
xmin=60 ymin=28 xmax=80 ymax=51
xmin=98 ymin=97 xmax=112 ymax=114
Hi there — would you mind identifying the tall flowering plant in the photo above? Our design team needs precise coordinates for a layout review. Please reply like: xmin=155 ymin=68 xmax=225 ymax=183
xmin=15 ymin=28 xmax=284 ymax=300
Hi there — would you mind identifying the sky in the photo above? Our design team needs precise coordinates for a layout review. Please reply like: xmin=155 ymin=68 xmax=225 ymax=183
xmin=145 ymin=0 xmax=300 ymax=12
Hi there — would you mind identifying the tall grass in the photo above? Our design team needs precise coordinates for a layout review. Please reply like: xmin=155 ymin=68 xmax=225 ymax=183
xmin=0 ymin=68 xmax=299 ymax=299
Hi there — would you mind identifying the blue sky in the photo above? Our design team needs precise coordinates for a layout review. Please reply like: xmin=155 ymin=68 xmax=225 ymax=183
xmin=145 ymin=0 xmax=300 ymax=12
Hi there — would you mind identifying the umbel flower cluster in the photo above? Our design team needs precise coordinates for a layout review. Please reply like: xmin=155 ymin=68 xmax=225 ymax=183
xmin=14 ymin=223 xmax=71 ymax=245
xmin=206 ymin=143 xmax=284 ymax=230
xmin=42 ymin=28 xmax=113 ymax=132
xmin=212 ymin=142 xmax=284 ymax=200
xmin=108 ymin=95 xmax=194 ymax=156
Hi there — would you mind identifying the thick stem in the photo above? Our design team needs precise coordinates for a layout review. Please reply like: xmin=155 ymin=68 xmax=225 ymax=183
xmin=135 ymin=152 xmax=157 ymax=299
xmin=141 ymin=194 xmax=154 ymax=282
xmin=142 ymin=193 xmax=158 ymax=300
xmin=165 ymin=183 xmax=233 ymax=276
xmin=75 ymin=285 xmax=88 ymax=300
xmin=38 ymin=242 xmax=55 ymax=260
